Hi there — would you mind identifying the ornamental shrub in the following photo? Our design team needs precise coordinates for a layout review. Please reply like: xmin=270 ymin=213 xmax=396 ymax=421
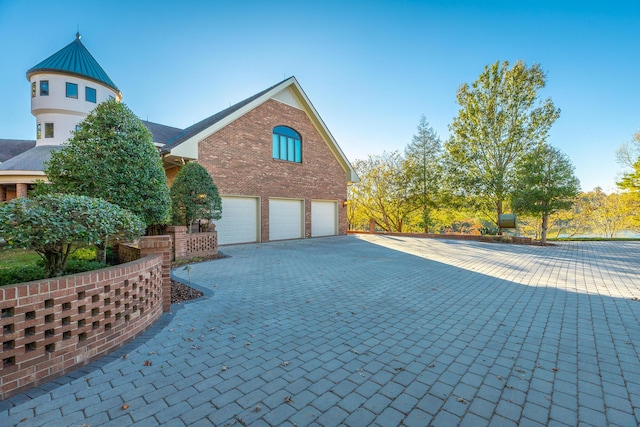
xmin=0 ymin=194 xmax=145 ymax=278
xmin=170 ymin=162 xmax=222 ymax=232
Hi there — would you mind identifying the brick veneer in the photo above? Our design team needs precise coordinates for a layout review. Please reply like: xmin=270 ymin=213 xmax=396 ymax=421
xmin=198 ymin=98 xmax=348 ymax=242
xmin=0 ymin=235 xmax=172 ymax=400
xmin=166 ymin=226 xmax=218 ymax=261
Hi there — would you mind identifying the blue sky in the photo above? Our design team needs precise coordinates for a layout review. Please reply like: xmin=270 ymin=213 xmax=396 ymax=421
xmin=1 ymin=0 xmax=638 ymax=192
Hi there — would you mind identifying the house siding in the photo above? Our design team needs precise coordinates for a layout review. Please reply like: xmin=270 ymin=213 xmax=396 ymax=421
xmin=198 ymin=98 xmax=347 ymax=242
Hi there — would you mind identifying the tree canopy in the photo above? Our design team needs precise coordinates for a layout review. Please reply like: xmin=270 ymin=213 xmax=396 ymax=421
xmin=0 ymin=194 xmax=145 ymax=277
xmin=170 ymin=162 xmax=222 ymax=231
xmin=350 ymin=152 xmax=415 ymax=232
xmin=511 ymin=144 xmax=580 ymax=243
xmin=446 ymin=60 xmax=560 ymax=225
xmin=44 ymin=99 xmax=171 ymax=229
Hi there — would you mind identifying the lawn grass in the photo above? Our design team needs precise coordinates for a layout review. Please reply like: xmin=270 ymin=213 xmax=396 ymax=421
xmin=0 ymin=247 xmax=41 ymax=269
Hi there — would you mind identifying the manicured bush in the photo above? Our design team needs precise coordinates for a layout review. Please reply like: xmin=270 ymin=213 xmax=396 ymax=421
xmin=64 ymin=259 xmax=107 ymax=275
xmin=0 ymin=265 xmax=46 ymax=286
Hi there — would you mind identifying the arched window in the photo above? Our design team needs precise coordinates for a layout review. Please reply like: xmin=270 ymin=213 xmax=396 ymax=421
xmin=272 ymin=126 xmax=301 ymax=163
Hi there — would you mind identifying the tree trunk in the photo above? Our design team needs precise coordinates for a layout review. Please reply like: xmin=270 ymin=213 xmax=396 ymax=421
xmin=496 ymin=200 xmax=503 ymax=234
xmin=541 ymin=214 xmax=549 ymax=244
xmin=423 ymin=209 xmax=430 ymax=234
xmin=96 ymin=238 xmax=108 ymax=264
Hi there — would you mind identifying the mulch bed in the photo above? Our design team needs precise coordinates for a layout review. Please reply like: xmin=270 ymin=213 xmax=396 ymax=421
xmin=170 ymin=252 xmax=227 ymax=304
xmin=171 ymin=280 xmax=203 ymax=304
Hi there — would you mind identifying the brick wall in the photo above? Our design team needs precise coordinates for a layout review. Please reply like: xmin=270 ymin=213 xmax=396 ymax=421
xmin=198 ymin=99 xmax=348 ymax=242
xmin=166 ymin=226 xmax=218 ymax=261
xmin=0 ymin=235 xmax=172 ymax=400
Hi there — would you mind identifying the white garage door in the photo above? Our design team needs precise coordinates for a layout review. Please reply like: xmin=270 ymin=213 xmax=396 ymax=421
xmin=311 ymin=201 xmax=337 ymax=237
xmin=269 ymin=199 xmax=304 ymax=241
xmin=213 ymin=197 xmax=259 ymax=245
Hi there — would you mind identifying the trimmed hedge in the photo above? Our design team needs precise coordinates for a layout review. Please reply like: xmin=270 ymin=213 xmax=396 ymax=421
xmin=0 ymin=259 xmax=108 ymax=287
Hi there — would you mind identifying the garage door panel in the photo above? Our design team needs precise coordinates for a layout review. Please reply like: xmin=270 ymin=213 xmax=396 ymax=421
xmin=214 ymin=197 xmax=259 ymax=245
xmin=269 ymin=199 xmax=304 ymax=241
xmin=312 ymin=201 xmax=337 ymax=237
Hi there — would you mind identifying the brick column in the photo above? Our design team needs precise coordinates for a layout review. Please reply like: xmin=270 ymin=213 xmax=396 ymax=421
xmin=139 ymin=235 xmax=173 ymax=312
xmin=166 ymin=226 xmax=188 ymax=261
xmin=16 ymin=183 xmax=28 ymax=198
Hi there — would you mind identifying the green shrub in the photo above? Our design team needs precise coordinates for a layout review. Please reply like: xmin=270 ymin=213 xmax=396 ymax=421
xmin=0 ymin=265 xmax=46 ymax=286
xmin=69 ymin=247 xmax=97 ymax=261
xmin=0 ymin=259 xmax=107 ymax=286
xmin=63 ymin=259 xmax=107 ymax=275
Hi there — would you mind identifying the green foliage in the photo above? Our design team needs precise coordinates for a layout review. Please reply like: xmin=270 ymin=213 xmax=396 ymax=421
xmin=446 ymin=60 xmax=560 ymax=225
xmin=618 ymin=157 xmax=640 ymax=193
xmin=0 ymin=265 xmax=45 ymax=286
xmin=69 ymin=247 xmax=97 ymax=261
xmin=404 ymin=115 xmax=444 ymax=233
xmin=43 ymin=99 xmax=171 ymax=228
xmin=0 ymin=194 xmax=145 ymax=278
xmin=64 ymin=259 xmax=108 ymax=275
xmin=511 ymin=144 xmax=580 ymax=243
xmin=350 ymin=152 xmax=415 ymax=232
xmin=170 ymin=162 xmax=222 ymax=231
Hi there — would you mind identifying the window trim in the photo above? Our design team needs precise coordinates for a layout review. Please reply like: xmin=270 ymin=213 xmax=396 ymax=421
xmin=66 ymin=82 xmax=78 ymax=99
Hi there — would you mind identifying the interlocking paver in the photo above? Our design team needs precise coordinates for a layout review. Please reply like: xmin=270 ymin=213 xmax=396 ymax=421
xmin=2 ymin=236 xmax=640 ymax=426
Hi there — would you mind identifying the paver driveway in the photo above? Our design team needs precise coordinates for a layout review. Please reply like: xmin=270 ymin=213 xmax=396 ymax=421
xmin=2 ymin=235 xmax=640 ymax=426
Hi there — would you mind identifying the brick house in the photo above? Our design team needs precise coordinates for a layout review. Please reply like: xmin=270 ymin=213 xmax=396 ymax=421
xmin=159 ymin=77 xmax=358 ymax=244
xmin=0 ymin=35 xmax=358 ymax=245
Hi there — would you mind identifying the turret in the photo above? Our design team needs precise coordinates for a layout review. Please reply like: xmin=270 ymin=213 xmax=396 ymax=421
xmin=26 ymin=33 xmax=121 ymax=146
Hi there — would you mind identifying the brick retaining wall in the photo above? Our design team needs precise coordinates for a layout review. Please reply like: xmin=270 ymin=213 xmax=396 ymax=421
xmin=0 ymin=235 xmax=172 ymax=400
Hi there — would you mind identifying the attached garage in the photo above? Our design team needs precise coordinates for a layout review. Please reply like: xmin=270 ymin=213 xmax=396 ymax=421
xmin=214 ymin=196 xmax=259 ymax=245
xmin=311 ymin=200 xmax=338 ymax=237
xmin=269 ymin=198 xmax=304 ymax=241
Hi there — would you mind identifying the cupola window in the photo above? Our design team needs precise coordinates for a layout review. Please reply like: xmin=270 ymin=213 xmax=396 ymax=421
xmin=40 ymin=81 xmax=49 ymax=96
xmin=272 ymin=126 xmax=302 ymax=163
xmin=66 ymin=82 xmax=78 ymax=99
xmin=31 ymin=82 xmax=36 ymax=98
xmin=85 ymin=87 xmax=96 ymax=103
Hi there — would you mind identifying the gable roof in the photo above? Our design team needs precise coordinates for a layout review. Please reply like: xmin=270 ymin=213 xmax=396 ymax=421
xmin=161 ymin=77 xmax=358 ymax=183
xmin=27 ymin=33 xmax=120 ymax=95
xmin=0 ymin=139 xmax=36 ymax=163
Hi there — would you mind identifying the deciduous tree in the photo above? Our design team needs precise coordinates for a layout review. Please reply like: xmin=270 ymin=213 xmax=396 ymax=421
xmin=511 ymin=144 xmax=580 ymax=243
xmin=446 ymin=60 xmax=560 ymax=225
xmin=0 ymin=194 xmax=145 ymax=277
xmin=350 ymin=152 xmax=415 ymax=232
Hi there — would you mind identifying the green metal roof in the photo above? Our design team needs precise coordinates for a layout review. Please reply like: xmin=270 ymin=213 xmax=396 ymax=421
xmin=26 ymin=33 xmax=120 ymax=94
